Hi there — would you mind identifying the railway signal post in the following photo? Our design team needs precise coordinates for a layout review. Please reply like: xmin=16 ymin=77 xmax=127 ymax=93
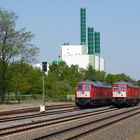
xmin=40 ymin=61 xmax=47 ymax=112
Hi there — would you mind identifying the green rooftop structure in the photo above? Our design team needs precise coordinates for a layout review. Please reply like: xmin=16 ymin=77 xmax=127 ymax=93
xmin=80 ymin=8 xmax=86 ymax=45
xmin=52 ymin=59 xmax=64 ymax=63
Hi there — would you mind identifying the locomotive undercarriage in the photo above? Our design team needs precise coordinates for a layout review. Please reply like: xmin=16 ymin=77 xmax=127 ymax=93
xmin=75 ymin=98 xmax=91 ymax=108
xmin=113 ymin=97 xmax=140 ymax=107
xmin=75 ymin=98 xmax=112 ymax=108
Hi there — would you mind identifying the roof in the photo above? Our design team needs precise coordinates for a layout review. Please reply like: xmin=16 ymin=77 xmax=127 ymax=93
xmin=52 ymin=59 xmax=64 ymax=63
xmin=77 ymin=80 xmax=111 ymax=88
xmin=113 ymin=80 xmax=138 ymax=88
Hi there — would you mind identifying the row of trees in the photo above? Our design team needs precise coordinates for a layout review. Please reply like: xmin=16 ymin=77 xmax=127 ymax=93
xmin=1 ymin=60 xmax=139 ymax=103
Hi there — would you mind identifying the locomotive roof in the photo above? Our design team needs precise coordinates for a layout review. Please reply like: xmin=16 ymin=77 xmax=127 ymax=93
xmin=113 ymin=80 xmax=138 ymax=88
xmin=77 ymin=80 xmax=111 ymax=87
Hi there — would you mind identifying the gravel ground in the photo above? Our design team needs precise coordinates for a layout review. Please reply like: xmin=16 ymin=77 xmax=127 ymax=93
xmin=79 ymin=113 xmax=140 ymax=140
xmin=128 ymin=128 xmax=140 ymax=140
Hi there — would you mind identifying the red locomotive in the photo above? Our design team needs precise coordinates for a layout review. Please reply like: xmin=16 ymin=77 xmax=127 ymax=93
xmin=75 ymin=80 xmax=112 ymax=108
xmin=112 ymin=81 xmax=140 ymax=107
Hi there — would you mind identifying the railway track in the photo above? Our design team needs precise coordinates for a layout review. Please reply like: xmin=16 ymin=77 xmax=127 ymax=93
xmin=1 ymin=106 xmax=139 ymax=140
xmin=0 ymin=105 xmax=78 ymax=123
xmin=0 ymin=106 xmax=117 ymax=139
xmin=0 ymin=103 xmax=74 ymax=116
xmin=34 ymin=106 xmax=140 ymax=140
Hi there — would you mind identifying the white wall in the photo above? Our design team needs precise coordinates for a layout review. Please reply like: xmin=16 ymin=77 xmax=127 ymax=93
xmin=61 ymin=44 xmax=104 ymax=71
xmin=95 ymin=55 xmax=104 ymax=71
xmin=61 ymin=45 xmax=83 ymax=57
xmin=62 ymin=55 xmax=90 ymax=69
xmin=100 ymin=57 xmax=104 ymax=71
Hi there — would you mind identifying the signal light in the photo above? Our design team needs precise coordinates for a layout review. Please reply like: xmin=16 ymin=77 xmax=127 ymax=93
xmin=42 ymin=62 xmax=47 ymax=72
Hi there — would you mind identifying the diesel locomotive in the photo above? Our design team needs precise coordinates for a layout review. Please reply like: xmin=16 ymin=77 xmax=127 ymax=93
xmin=112 ymin=81 xmax=140 ymax=107
xmin=75 ymin=80 xmax=112 ymax=108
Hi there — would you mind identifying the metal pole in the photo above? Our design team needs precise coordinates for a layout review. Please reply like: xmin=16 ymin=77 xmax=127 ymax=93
xmin=40 ymin=61 xmax=47 ymax=112
xmin=42 ymin=72 xmax=45 ymax=106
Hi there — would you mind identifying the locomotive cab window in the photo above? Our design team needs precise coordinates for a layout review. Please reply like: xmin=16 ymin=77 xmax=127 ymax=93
xmin=113 ymin=86 xmax=119 ymax=91
xmin=120 ymin=85 xmax=127 ymax=91
xmin=76 ymin=85 xmax=82 ymax=90
xmin=84 ymin=85 xmax=90 ymax=90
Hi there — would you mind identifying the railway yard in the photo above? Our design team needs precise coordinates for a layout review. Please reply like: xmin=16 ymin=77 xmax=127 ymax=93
xmin=1 ymin=2 xmax=140 ymax=140
xmin=0 ymin=103 xmax=139 ymax=140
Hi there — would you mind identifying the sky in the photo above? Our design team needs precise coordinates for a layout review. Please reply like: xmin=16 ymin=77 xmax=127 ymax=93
xmin=0 ymin=0 xmax=140 ymax=80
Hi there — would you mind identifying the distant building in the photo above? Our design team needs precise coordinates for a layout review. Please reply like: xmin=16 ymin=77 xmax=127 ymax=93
xmin=35 ymin=8 xmax=105 ymax=72
xmin=60 ymin=8 xmax=104 ymax=71
xmin=61 ymin=44 xmax=104 ymax=71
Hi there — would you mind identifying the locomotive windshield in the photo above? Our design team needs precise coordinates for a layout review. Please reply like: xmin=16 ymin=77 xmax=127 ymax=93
xmin=113 ymin=85 xmax=127 ymax=91
xmin=76 ymin=85 xmax=90 ymax=90
xmin=76 ymin=85 xmax=82 ymax=90
xmin=113 ymin=85 xmax=119 ymax=91
xmin=84 ymin=85 xmax=90 ymax=90
xmin=120 ymin=85 xmax=127 ymax=90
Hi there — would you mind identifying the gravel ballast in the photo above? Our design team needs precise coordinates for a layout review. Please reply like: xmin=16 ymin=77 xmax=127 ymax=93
xmin=79 ymin=113 xmax=140 ymax=140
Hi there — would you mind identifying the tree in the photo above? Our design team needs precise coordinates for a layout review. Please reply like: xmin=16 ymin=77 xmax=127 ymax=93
xmin=0 ymin=8 xmax=39 ymax=103
xmin=65 ymin=64 xmax=84 ymax=87
xmin=84 ymin=64 xmax=106 ymax=81
xmin=49 ymin=61 xmax=68 ymax=80
xmin=84 ymin=65 xmax=96 ymax=80
xmin=105 ymin=73 xmax=133 ymax=85
xmin=46 ymin=62 xmax=84 ymax=101
xmin=8 ymin=62 xmax=42 ymax=103
xmin=136 ymin=80 xmax=140 ymax=87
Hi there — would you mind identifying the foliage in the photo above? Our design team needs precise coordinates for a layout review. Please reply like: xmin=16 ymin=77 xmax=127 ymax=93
xmin=5 ymin=62 xmax=42 ymax=103
xmin=0 ymin=60 xmax=138 ymax=103
xmin=45 ymin=62 xmax=139 ymax=101
xmin=0 ymin=8 xmax=39 ymax=103
xmin=136 ymin=80 xmax=140 ymax=87
xmin=105 ymin=73 xmax=133 ymax=85
xmin=84 ymin=64 xmax=106 ymax=81
xmin=46 ymin=62 xmax=84 ymax=101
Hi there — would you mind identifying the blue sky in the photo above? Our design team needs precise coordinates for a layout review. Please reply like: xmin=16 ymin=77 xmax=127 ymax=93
xmin=0 ymin=0 xmax=140 ymax=80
